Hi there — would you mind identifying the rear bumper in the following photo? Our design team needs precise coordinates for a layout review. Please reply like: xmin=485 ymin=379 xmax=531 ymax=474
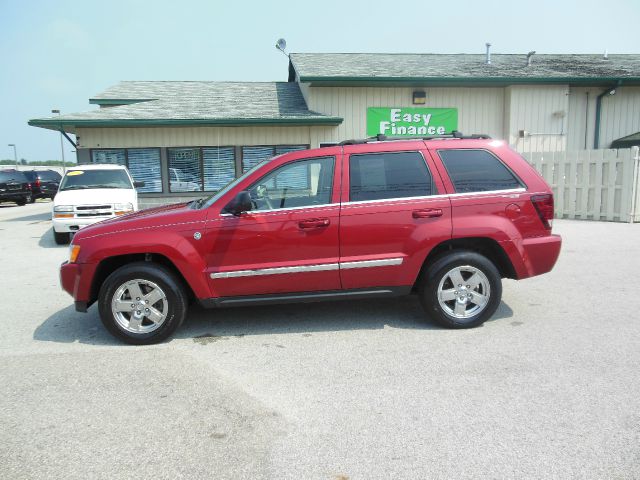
xmin=60 ymin=261 xmax=97 ymax=310
xmin=0 ymin=192 xmax=29 ymax=202
xmin=519 ymin=234 xmax=562 ymax=278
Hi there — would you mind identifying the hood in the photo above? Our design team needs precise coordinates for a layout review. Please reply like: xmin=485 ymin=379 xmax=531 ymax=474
xmin=73 ymin=201 xmax=204 ymax=240
xmin=54 ymin=188 xmax=137 ymax=206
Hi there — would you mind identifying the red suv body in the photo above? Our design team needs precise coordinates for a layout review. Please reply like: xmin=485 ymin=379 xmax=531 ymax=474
xmin=60 ymin=136 xmax=561 ymax=344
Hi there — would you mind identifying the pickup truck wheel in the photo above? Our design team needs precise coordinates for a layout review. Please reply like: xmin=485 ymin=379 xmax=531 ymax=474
xmin=53 ymin=230 xmax=70 ymax=245
xmin=98 ymin=262 xmax=188 ymax=345
xmin=419 ymin=251 xmax=502 ymax=329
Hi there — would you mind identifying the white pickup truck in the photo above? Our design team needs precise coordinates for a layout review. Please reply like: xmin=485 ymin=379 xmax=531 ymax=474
xmin=52 ymin=164 xmax=142 ymax=244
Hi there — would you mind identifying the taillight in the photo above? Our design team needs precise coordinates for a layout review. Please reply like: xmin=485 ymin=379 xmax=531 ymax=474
xmin=531 ymin=194 xmax=554 ymax=231
xmin=35 ymin=179 xmax=41 ymax=187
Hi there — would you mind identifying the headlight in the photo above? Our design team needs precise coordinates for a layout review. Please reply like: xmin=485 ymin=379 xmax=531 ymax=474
xmin=54 ymin=205 xmax=73 ymax=212
xmin=114 ymin=202 xmax=133 ymax=216
xmin=69 ymin=244 xmax=81 ymax=263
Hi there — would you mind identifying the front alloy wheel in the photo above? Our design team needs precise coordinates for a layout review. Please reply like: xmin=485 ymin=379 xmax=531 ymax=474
xmin=111 ymin=279 xmax=169 ymax=334
xmin=98 ymin=262 xmax=188 ymax=344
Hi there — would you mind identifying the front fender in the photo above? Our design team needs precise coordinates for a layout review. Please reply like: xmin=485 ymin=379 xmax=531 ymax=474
xmin=79 ymin=223 xmax=211 ymax=299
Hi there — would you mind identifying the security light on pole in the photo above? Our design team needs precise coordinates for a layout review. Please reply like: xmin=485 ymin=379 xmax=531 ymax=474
xmin=8 ymin=144 xmax=18 ymax=169
xmin=51 ymin=109 xmax=66 ymax=174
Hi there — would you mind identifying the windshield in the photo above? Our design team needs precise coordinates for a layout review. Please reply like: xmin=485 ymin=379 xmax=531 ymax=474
xmin=198 ymin=160 xmax=270 ymax=209
xmin=60 ymin=169 xmax=133 ymax=191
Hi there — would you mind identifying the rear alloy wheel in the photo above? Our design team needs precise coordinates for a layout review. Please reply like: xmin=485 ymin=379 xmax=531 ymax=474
xmin=53 ymin=230 xmax=70 ymax=245
xmin=419 ymin=251 xmax=502 ymax=328
xmin=98 ymin=262 xmax=187 ymax=345
xmin=28 ymin=194 xmax=36 ymax=203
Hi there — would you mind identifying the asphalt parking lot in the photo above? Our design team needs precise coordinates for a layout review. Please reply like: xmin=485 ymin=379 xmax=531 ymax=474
xmin=0 ymin=201 xmax=638 ymax=479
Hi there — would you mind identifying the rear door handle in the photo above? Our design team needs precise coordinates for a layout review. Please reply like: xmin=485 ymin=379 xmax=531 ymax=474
xmin=298 ymin=218 xmax=330 ymax=229
xmin=412 ymin=208 xmax=443 ymax=219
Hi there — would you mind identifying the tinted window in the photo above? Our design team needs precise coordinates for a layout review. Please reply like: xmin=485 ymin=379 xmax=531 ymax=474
xmin=22 ymin=171 xmax=37 ymax=181
xmin=59 ymin=169 xmax=133 ymax=191
xmin=0 ymin=171 xmax=27 ymax=183
xmin=439 ymin=149 xmax=523 ymax=193
xmin=38 ymin=171 xmax=61 ymax=181
xmin=349 ymin=151 xmax=432 ymax=202
xmin=247 ymin=156 xmax=334 ymax=211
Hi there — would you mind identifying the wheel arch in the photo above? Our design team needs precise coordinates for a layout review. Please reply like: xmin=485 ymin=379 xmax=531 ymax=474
xmin=90 ymin=253 xmax=196 ymax=306
xmin=414 ymin=237 xmax=516 ymax=289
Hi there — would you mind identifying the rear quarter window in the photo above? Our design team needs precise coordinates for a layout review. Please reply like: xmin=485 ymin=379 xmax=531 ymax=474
xmin=438 ymin=149 xmax=523 ymax=193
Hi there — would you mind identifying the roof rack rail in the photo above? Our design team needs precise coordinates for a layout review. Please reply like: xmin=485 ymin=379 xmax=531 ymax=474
xmin=338 ymin=131 xmax=491 ymax=145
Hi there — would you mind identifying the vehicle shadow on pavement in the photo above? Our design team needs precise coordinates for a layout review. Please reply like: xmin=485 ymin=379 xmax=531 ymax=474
xmin=6 ymin=211 xmax=51 ymax=223
xmin=39 ymin=226 xmax=66 ymax=249
xmin=34 ymin=305 xmax=121 ymax=346
xmin=176 ymin=296 xmax=515 ymax=340
xmin=33 ymin=298 xmax=513 ymax=345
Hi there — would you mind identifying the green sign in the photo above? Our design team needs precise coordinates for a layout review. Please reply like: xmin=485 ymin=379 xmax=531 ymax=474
xmin=367 ymin=107 xmax=458 ymax=137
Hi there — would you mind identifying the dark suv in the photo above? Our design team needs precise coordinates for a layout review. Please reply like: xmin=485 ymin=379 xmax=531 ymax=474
xmin=60 ymin=133 xmax=562 ymax=345
xmin=0 ymin=170 xmax=32 ymax=206
xmin=22 ymin=170 xmax=61 ymax=201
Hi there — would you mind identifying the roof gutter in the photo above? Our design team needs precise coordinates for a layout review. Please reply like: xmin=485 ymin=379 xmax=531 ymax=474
xmin=594 ymin=80 xmax=622 ymax=149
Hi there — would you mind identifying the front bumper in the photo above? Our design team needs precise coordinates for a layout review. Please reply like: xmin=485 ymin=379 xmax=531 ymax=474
xmin=53 ymin=216 xmax=106 ymax=233
xmin=60 ymin=261 xmax=98 ymax=311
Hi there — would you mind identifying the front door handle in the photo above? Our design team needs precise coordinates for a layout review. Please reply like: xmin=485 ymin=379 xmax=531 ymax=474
xmin=299 ymin=218 xmax=330 ymax=229
xmin=412 ymin=208 xmax=443 ymax=219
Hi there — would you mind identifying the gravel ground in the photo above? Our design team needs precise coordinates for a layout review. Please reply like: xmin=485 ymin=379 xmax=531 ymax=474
xmin=0 ymin=201 xmax=638 ymax=479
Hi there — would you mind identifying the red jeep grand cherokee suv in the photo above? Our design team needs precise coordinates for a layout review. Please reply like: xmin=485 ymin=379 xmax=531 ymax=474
xmin=60 ymin=134 xmax=561 ymax=344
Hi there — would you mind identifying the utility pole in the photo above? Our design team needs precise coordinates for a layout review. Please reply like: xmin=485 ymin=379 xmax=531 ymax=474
xmin=51 ymin=109 xmax=66 ymax=174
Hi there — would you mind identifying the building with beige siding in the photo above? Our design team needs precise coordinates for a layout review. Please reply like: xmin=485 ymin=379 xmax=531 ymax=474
xmin=29 ymin=52 xmax=640 ymax=204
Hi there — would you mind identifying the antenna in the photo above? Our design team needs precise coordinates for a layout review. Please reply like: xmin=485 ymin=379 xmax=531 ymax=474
xmin=275 ymin=38 xmax=288 ymax=57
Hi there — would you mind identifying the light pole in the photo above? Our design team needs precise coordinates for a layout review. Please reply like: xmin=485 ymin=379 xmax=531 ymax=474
xmin=7 ymin=144 xmax=18 ymax=169
xmin=51 ymin=109 xmax=66 ymax=174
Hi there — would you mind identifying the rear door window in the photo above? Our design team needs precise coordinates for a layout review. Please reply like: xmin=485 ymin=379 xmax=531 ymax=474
xmin=349 ymin=151 xmax=432 ymax=202
xmin=438 ymin=149 xmax=523 ymax=193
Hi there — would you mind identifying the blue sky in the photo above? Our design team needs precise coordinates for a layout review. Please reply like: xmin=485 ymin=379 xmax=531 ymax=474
xmin=1 ymin=0 xmax=639 ymax=161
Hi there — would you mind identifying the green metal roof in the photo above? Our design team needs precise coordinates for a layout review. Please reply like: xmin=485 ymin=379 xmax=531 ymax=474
xmin=29 ymin=81 xmax=343 ymax=132
xmin=611 ymin=131 xmax=640 ymax=148
xmin=289 ymin=53 xmax=640 ymax=86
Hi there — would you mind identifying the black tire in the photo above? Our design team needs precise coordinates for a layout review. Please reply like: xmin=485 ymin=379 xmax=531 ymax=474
xmin=98 ymin=262 xmax=188 ymax=345
xmin=53 ymin=230 xmax=70 ymax=245
xmin=419 ymin=250 xmax=502 ymax=329
xmin=28 ymin=194 xmax=35 ymax=204
xmin=16 ymin=197 xmax=27 ymax=206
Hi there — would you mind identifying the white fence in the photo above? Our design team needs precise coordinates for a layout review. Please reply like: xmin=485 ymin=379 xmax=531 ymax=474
xmin=523 ymin=147 xmax=640 ymax=223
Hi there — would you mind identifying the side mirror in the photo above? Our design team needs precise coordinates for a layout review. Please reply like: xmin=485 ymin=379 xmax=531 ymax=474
xmin=134 ymin=181 xmax=145 ymax=188
xmin=224 ymin=191 xmax=252 ymax=216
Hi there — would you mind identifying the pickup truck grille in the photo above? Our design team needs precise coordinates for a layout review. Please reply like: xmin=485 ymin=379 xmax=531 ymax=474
xmin=76 ymin=205 xmax=111 ymax=210
xmin=72 ymin=205 xmax=114 ymax=218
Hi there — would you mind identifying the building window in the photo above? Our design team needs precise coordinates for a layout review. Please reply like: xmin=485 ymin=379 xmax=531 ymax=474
xmin=127 ymin=149 xmax=162 ymax=193
xmin=438 ymin=149 xmax=523 ymax=193
xmin=168 ymin=148 xmax=202 ymax=192
xmin=349 ymin=151 xmax=432 ymax=202
xmin=91 ymin=148 xmax=161 ymax=193
xmin=92 ymin=149 xmax=125 ymax=165
xmin=203 ymin=147 xmax=235 ymax=191
xmin=241 ymin=145 xmax=308 ymax=173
